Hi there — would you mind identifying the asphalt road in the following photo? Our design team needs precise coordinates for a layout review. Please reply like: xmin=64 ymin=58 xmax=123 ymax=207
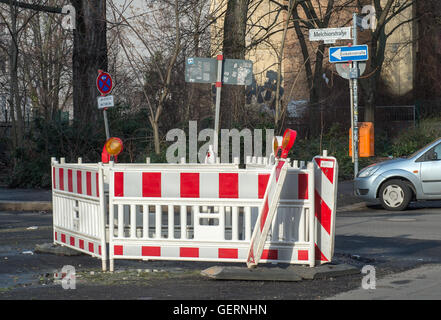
xmin=0 ymin=199 xmax=440 ymax=301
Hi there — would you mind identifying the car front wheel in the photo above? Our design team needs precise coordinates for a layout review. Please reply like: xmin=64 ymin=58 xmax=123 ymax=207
xmin=379 ymin=179 xmax=412 ymax=211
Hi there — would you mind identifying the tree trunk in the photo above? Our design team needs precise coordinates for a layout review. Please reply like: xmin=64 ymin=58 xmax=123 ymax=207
xmin=151 ymin=120 xmax=161 ymax=155
xmin=220 ymin=0 xmax=248 ymax=129
xmin=71 ymin=0 xmax=108 ymax=129
xmin=360 ymin=27 xmax=387 ymax=122
xmin=8 ymin=2 xmax=24 ymax=151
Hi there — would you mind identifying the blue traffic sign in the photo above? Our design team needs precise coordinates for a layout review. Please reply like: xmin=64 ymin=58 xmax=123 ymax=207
xmin=329 ymin=45 xmax=368 ymax=63
xmin=96 ymin=71 xmax=113 ymax=95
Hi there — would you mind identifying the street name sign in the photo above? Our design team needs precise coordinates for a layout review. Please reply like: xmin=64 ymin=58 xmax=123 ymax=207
xmin=309 ymin=27 xmax=352 ymax=42
xmin=329 ymin=45 xmax=369 ymax=63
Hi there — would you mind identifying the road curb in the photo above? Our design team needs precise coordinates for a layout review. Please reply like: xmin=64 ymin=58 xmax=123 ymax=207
xmin=0 ymin=200 xmax=52 ymax=212
xmin=337 ymin=202 xmax=368 ymax=212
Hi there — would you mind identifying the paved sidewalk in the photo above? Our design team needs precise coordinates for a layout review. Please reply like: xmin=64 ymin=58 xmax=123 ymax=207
xmin=328 ymin=264 xmax=441 ymax=300
xmin=0 ymin=187 xmax=52 ymax=211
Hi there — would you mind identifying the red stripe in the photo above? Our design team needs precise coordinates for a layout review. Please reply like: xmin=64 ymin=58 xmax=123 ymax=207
xmin=89 ymin=243 xmax=94 ymax=253
xmin=260 ymin=199 xmax=269 ymax=232
xmin=77 ymin=170 xmax=82 ymax=194
xmin=59 ymin=168 xmax=64 ymax=191
xmin=70 ymin=236 xmax=75 ymax=246
xmin=219 ymin=173 xmax=238 ymax=198
xmin=180 ymin=247 xmax=199 ymax=258
xmin=61 ymin=234 xmax=66 ymax=243
xmin=79 ymin=239 xmax=84 ymax=250
xmin=261 ymin=249 xmax=278 ymax=260
xmin=315 ymin=158 xmax=335 ymax=184
xmin=298 ymin=173 xmax=309 ymax=199
xmin=142 ymin=172 xmax=161 ymax=197
xmin=114 ymin=245 xmax=123 ymax=255
xmin=298 ymin=250 xmax=309 ymax=261
xmin=218 ymin=248 xmax=238 ymax=259
xmin=315 ymin=244 xmax=328 ymax=262
xmin=54 ymin=232 xmax=57 ymax=241
xmin=142 ymin=246 xmax=161 ymax=256
xmin=114 ymin=172 xmax=124 ymax=197
xmin=68 ymin=169 xmax=73 ymax=193
xmin=258 ymin=174 xmax=270 ymax=199
xmin=96 ymin=173 xmax=100 ymax=197
xmin=99 ymin=246 xmax=102 ymax=255
xmin=315 ymin=190 xmax=332 ymax=235
xmin=180 ymin=173 xmax=200 ymax=198
xmin=86 ymin=172 xmax=92 ymax=196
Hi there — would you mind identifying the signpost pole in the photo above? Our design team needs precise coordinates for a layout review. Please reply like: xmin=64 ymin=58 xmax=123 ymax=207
xmin=103 ymin=106 xmax=110 ymax=140
xmin=214 ymin=54 xmax=223 ymax=156
xmin=97 ymin=70 xmax=113 ymax=141
xmin=352 ymin=13 xmax=359 ymax=178
xmin=349 ymin=78 xmax=355 ymax=163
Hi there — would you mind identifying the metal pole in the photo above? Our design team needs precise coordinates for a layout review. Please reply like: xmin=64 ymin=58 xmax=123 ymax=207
xmin=214 ymin=54 xmax=223 ymax=156
xmin=352 ymin=13 xmax=359 ymax=177
xmin=103 ymin=108 xmax=110 ymax=140
xmin=349 ymin=78 xmax=355 ymax=163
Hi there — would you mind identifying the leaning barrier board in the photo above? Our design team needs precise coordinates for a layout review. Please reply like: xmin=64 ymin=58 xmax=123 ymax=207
xmin=51 ymin=159 xmax=107 ymax=271
xmin=107 ymin=160 xmax=317 ymax=271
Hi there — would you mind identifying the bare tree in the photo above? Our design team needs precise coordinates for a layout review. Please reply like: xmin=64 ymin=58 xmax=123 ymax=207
xmin=71 ymin=0 xmax=107 ymax=128
xmin=108 ymin=0 xmax=182 ymax=155
xmin=220 ymin=0 xmax=250 ymax=129
xmin=358 ymin=0 xmax=416 ymax=122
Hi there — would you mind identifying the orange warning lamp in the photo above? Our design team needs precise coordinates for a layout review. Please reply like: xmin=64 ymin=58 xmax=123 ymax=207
xmin=281 ymin=129 xmax=297 ymax=159
xmin=273 ymin=136 xmax=283 ymax=158
xmin=105 ymin=137 xmax=123 ymax=156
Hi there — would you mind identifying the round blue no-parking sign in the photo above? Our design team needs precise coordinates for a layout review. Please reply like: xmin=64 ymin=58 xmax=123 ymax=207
xmin=96 ymin=71 xmax=113 ymax=96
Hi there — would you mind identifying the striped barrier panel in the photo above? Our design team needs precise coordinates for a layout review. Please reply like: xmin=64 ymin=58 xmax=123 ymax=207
xmin=313 ymin=155 xmax=338 ymax=264
xmin=107 ymin=162 xmax=317 ymax=271
xmin=246 ymin=160 xmax=316 ymax=268
xmin=51 ymin=159 xmax=107 ymax=271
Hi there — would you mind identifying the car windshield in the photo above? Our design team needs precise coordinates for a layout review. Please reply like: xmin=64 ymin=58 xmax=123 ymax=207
xmin=407 ymin=139 xmax=441 ymax=159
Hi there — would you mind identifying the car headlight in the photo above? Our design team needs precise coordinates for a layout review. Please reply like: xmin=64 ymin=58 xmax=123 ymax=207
xmin=357 ymin=165 xmax=380 ymax=178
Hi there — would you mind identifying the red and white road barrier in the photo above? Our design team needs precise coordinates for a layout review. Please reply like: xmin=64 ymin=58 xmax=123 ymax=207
xmin=313 ymin=155 xmax=338 ymax=263
xmin=51 ymin=158 xmax=107 ymax=271
xmin=51 ymin=152 xmax=338 ymax=272
xmin=107 ymin=160 xmax=318 ymax=271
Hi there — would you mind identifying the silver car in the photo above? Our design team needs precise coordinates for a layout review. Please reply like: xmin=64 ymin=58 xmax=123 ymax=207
xmin=354 ymin=137 xmax=441 ymax=211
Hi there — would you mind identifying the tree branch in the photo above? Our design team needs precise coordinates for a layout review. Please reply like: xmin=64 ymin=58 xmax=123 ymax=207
xmin=0 ymin=0 xmax=62 ymax=14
